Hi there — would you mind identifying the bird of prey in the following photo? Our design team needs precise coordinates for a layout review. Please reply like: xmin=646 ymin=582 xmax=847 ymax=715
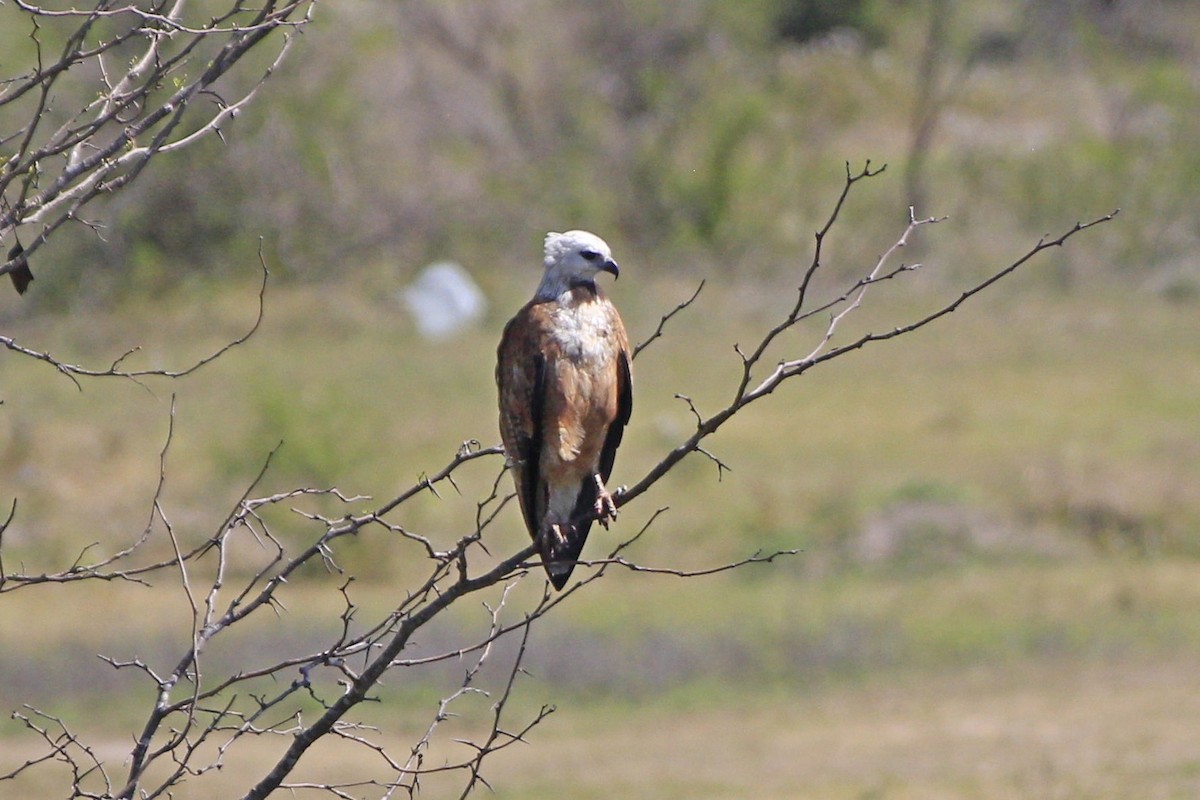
xmin=496 ymin=230 xmax=632 ymax=590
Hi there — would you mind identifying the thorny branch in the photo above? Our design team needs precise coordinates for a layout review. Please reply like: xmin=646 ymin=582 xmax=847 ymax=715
xmin=0 ymin=162 xmax=1116 ymax=798
xmin=0 ymin=0 xmax=315 ymax=293
xmin=632 ymin=278 xmax=705 ymax=360
xmin=0 ymin=251 xmax=269 ymax=389
xmin=615 ymin=161 xmax=1119 ymax=511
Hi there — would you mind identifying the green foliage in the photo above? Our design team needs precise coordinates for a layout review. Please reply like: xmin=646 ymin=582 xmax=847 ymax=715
xmin=209 ymin=372 xmax=359 ymax=488
xmin=771 ymin=0 xmax=887 ymax=46
xmin=660 ymin=92 xmax=770 ymax=247
xmin=9 ymin=0 xmax=1197 ymax=300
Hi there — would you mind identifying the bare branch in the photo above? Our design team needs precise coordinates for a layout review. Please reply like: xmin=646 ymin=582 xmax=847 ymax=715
xmin=1 ymin=0 xmax=315 ymax=292
xmin=453 ymin=618 xmax=551 ymax=800
xmin=591 ymin=547 xmax=800 ymax=579
xmin=0 ymin=153 xmax=1118 ymax=800
xmin=0 ymin=252 xmax=269 ymax=386
xmin=632 ymin=279 xmax=705 ymax=360
xmin=613 ymin=169 xmax=1117 ymax=514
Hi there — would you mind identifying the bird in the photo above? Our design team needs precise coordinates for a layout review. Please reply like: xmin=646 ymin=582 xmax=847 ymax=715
xmin=496 ymin=230 xmax=632 ymax=590
xmin=6 ymin=241 xmax=33 ymax=295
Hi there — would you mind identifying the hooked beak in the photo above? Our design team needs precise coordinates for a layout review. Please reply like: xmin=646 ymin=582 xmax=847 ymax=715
xmin=601 ymin=258 xmax=620 ymax=279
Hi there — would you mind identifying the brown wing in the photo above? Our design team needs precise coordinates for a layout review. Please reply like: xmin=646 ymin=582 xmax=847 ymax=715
xmin=496 ymin=302 xmax=547 ymax=540
xmin=599 ymin=324 xmax=632 ymax=484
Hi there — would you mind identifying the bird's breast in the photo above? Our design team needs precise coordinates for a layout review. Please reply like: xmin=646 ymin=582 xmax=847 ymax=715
xmin=548 ymin=300 xmax=618 ymax=365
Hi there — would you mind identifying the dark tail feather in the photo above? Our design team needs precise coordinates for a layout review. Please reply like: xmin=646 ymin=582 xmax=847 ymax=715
xmin=540 ymin=519 xmax=594 ymax=590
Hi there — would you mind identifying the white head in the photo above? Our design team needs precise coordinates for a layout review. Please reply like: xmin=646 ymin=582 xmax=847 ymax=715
xmin=536 ymin=230 xmax=619 ymax=299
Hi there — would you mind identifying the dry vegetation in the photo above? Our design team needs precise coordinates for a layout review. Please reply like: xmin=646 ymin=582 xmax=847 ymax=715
xmin=3 ymin=0 xmax=1200 ymax=797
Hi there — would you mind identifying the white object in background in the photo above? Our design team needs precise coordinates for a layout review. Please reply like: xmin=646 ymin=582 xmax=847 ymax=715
xmin=402 ymin=261 xmax=487 ymax=340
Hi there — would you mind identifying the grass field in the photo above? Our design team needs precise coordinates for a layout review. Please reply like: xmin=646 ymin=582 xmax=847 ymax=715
xmin=9 ymin=655 xmax=1200 ymax=799
xmin=3 ymin=257 xmax=1200 ymax=797
xmin=3 ymin=0 xmax=1200 ymax=794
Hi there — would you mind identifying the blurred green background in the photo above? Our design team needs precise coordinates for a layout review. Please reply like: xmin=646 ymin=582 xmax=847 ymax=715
xmin=2 ymin=1 xmax=1200 ymax=797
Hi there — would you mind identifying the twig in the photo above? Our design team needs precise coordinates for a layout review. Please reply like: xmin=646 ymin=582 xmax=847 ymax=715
xmin=0 ymin=160 xmax=1117 ymax=800
xmin=632 ymin=279 xmax=705 ymax=359
xmin=0 ymin=255 xmax=269 ymax=387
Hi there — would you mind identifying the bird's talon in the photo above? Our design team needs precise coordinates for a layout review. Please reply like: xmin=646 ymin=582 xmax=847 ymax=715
xmin=592 ymin=478 xmax=619 ymax=529
xmin=545 ymin=523 xmax=568 ymax=547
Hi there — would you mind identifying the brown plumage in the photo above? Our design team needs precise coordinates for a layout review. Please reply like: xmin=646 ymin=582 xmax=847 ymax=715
xmin=496 ymin=230 xmax=632 ymax=589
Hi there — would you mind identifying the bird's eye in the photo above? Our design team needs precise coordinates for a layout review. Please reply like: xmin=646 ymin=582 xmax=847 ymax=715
xmin=580 ymin=249 xmax=599 ymax=262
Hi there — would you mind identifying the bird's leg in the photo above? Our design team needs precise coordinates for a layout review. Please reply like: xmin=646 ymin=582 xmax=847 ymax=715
xmin=593 ymin=474 xmax=618 ymax=529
